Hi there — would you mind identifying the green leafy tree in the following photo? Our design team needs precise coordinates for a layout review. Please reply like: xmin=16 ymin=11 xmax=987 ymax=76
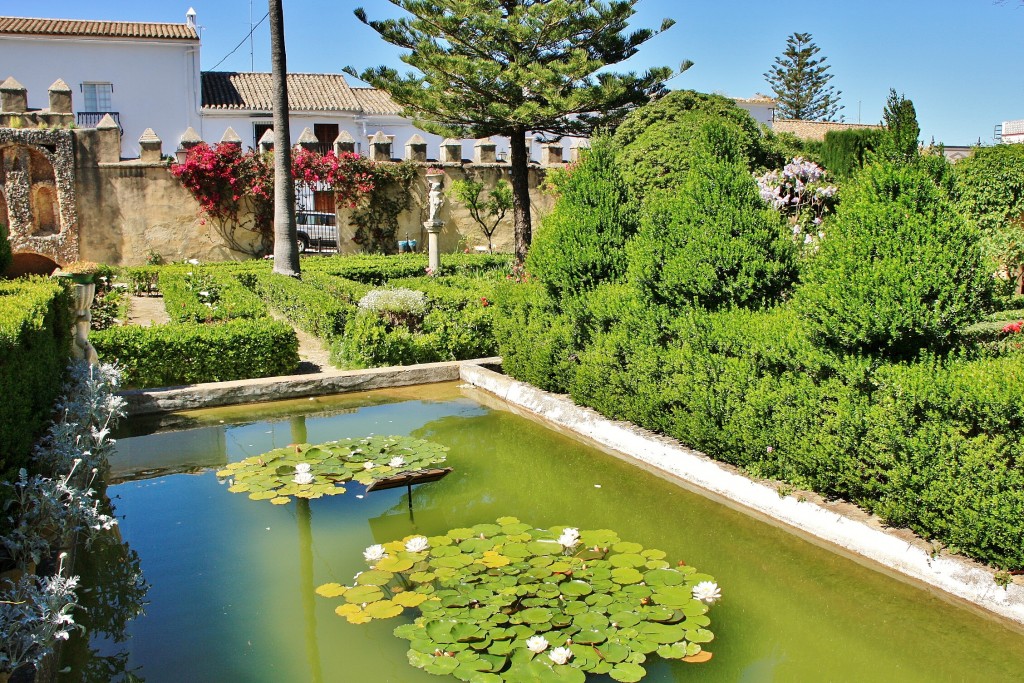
xmin=269 ymin=0 xmax=300 ymax=278
xmin=348 ymin=0 xmax=685 ymax=262
xmin=448 ymin=177 xmax=512 ymax=253
xmin=765 ymin=32 xmax=843 ymax=121
xmin=953 ymin=144 xmax=1024 ymax=293
xmin=876 ymin=89 xmax=920 ymax=165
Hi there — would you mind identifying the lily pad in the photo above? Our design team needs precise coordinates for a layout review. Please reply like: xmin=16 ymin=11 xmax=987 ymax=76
xmin=318 ymin=518 xmax=720 ymax=683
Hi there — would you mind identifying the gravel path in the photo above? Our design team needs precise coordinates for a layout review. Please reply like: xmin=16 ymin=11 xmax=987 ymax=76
xmin=127 ymin=296 xmax=170 ymax=326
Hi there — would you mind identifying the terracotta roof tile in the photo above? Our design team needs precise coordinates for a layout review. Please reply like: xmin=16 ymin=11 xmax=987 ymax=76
xmin=202 ymin=72 xmax=369 ymax=112
xmin=351 ymin=88 xmax=402 ymax=116
xmin=0 ymin=16 xmax=198 ymax=40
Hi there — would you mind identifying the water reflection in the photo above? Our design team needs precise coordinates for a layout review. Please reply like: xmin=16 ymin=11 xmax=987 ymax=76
xmin=59 ymin=519 xmax=149 ymax=682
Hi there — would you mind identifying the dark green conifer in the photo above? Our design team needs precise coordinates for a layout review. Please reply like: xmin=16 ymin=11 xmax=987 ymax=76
xmin=765 ymin=32 xmax=843 ymax=121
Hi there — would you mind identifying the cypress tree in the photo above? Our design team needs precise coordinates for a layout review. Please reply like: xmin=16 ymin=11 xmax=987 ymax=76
xmin=765 ymin=32 xmax=843 ymax=121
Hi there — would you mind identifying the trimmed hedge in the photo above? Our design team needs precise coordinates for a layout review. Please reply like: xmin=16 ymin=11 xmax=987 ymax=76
xmin=249 ymin=270 xmax=362 ymax=341
xmin=159 ymin=266 xmax=268 ymax=323
xmin=309 ymin=253 xmax=512 ymax=284
xmin=92 ymin=317 xmax=298 ymax=387
xmin=0 ymin=279 xmax=72 ymax=474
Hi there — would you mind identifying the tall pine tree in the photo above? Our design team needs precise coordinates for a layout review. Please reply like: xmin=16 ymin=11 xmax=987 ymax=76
xmin=765 ymin=32 xmax=843 ymax=121
xmin=348 ymin=0 xmax=685 ymax=262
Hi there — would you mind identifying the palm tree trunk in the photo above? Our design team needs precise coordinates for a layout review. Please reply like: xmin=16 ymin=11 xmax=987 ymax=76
xmin=269 ymin=0 xmax=300 ymax=277
xmin=509 ymin=129 xmax=532 ymax=263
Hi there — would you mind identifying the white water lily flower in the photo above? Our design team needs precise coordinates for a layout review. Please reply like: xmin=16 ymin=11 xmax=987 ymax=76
xmin=405 ymin=536 xmax=430 ymax=553
xmin=692 ymin=581 xmax=721 ymax=605
xmin=526 ymin=635 xmax=549 ymax=653
xmin=363 ymin=544 xmax=388 ymax=563
xmin=548 ymin=647 xmax=572 ymax=665
xmin=389 ymin=456 xmax=406 ymax=468
xmin=557 ymin=527 xmax=580 ymax=548
xmin=293 ymin=471 xmax=314 ymax=485
xmin=295 ymin=463 xmax=311 ymax=474
xmin=363 ymin=461 xmax=375 ymax=470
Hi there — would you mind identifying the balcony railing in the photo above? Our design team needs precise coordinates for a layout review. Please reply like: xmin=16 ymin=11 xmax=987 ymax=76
xmin=77 ymin=111 xmax=121 ymax=130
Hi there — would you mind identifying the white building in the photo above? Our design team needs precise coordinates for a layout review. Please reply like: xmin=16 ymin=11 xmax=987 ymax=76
xmin=998 ymin=119 xmax=1024 ymax=145
xmin=733 ymin=94 xmax=777 ymax=126
xmin=0 ymin=12 xmax=202 ymax=158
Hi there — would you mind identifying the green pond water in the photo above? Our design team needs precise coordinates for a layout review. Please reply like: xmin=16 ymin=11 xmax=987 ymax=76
xmin=65 ymin=383 xmax=1024 ymax=682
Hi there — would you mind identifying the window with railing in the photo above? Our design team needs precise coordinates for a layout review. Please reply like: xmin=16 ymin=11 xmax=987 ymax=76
xmin=78 ymin=82 xmax=119 ymax=130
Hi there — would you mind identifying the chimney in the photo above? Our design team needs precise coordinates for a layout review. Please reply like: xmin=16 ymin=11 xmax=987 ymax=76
xmin=186 ymin=8 xmax=197 ymax=29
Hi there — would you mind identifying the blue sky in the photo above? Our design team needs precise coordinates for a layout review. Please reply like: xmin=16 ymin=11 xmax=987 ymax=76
xmin=12 ymin=1 xmax=1024 ymax=145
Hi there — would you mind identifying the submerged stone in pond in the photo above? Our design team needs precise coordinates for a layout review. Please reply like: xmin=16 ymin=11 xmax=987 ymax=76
xmin=215 ymin=435 xmax=449 ymax=503
xmin=318 ymin=517 xmax=719 ymax=682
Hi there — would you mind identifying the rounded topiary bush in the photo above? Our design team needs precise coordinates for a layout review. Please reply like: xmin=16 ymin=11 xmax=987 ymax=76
xmin=613 ymin=90 xmax=786 ymax=202
xmin=527 ymin=136 xmax=635 ymax=302
xmin=795 ymin=161 xmax=991 ymax=358
xmin=626 ymin=122 xmax=797 ymax=312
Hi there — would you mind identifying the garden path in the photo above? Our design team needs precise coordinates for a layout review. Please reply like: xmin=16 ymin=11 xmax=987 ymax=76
xmin=127 ymin=296 xmax=170 ymax=326
xmin=267 ymin=308 xmax=334 ymax=374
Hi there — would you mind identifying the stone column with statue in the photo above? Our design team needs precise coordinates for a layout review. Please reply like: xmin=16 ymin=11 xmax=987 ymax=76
xmin=424 ymin=170 xmax=445 ymax=273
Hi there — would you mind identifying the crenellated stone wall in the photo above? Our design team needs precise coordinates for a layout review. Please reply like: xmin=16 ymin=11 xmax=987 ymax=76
xmin=0 ymin=78 xmax=567 ymax=269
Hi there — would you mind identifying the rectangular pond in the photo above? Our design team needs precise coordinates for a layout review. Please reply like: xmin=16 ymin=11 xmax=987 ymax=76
xmin=65 ymin=382 xmax=1024 ymax=682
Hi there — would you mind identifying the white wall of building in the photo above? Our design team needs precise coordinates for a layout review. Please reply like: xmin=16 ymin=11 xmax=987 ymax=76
xmin=0 ymin=34 xmax=201 ymax=158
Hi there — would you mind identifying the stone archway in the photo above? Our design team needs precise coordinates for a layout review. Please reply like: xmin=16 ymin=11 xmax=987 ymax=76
xmin=6 ymin=252 xmax=59 ymax=278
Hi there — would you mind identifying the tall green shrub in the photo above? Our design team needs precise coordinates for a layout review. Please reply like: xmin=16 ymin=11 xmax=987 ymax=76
xmin=819 ymin=128 xmax=883 ymax=177
xmin=796 ymin=161 xmax=991 ymax=358
xmin=0 ymin=279 xmax=72 ymax=474
xmin=613 ymin=90 xmax=785 ymax=201
xmin=953 ymin=143 xmax=1024 ymax=293
xmin=627 ymin=123 xmax=797 ymax=312
xmin=527 ymin=137 xmax=635 ymax=301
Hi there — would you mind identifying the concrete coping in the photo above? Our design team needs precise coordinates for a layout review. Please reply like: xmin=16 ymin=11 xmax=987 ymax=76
xmin=258 ymin=128 xmax=275 ymax=145
xmin=334 ymin=130 xmax=355 ymax=143
xmin=48 ymin=78 xmax=71 ymax=93
xmin=296 ymin=127 xmax=318 ymax=144
xmin=138 ymin=128 xmax=161 ymax=144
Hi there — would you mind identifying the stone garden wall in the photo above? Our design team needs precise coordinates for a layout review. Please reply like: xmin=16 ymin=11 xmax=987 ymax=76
xmin=0 ymin=77 xmax=567 ymax=269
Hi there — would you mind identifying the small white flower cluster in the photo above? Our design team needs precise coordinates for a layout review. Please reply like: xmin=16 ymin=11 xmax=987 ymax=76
xmin=755 ymin=157 xmax=836 ymax=251
xmin=357 ymin=288 xmax=428 ymax=316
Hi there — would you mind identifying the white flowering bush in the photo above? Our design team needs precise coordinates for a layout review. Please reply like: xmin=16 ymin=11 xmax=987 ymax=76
xmin=357 ymin=288 xmax=428 ymax=329
xmin=1 ymin=361 xmax=125 ymax=677
xmin=756 ymin=157 xmax=837 ymax=252
xmin=0 ymin=556 xmax=81 ymax=676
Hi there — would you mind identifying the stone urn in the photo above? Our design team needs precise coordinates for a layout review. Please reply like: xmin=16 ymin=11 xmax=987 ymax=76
xmin=70 ymin=282 xmax=99 ymax=365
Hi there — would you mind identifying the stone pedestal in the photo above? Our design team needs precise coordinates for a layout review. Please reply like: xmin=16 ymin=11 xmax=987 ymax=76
xmin=424 ymin=219 xmax=443 ymax=273
xmin=71 ymin=283 xmax=99 ymax=365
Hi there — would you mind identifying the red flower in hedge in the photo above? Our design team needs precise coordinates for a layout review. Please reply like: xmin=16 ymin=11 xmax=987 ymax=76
xmin=1002 ymin=321 xmax=1023 ymax=334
